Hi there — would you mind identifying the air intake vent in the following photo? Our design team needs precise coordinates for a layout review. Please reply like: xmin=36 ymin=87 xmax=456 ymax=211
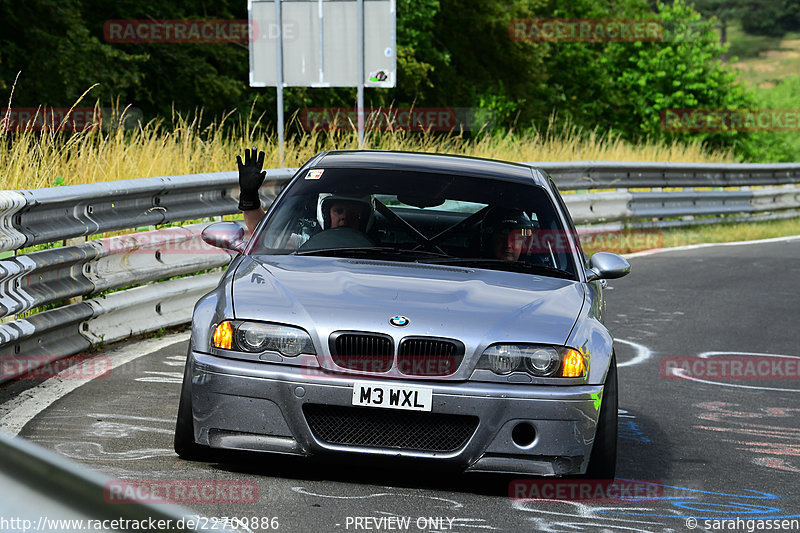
xmin=330 ymin=331 xmax=394 ymax=372
xmin=303 ymin=404 xmax=478 ymax=452
xmin=398 ymin=337 xmax=465 ymax=376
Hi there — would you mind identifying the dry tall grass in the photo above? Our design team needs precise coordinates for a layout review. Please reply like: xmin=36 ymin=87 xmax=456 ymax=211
xmin=1 ymin=107 xmax=738 ymax=190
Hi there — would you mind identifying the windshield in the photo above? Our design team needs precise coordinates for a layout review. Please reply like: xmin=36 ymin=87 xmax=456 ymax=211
xmin=249 ymin=168 xmax=579 ymax=279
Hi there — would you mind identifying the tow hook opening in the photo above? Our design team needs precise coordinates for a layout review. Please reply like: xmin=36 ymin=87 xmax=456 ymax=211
xmin=511 ymin=422 xmax=537 ymax=447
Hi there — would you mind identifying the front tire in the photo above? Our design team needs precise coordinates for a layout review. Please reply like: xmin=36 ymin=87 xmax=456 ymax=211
xmin=584 ymin=352 xmax=618 ymax=479
xmin=174 ymin=350 xmax=214 ymax=461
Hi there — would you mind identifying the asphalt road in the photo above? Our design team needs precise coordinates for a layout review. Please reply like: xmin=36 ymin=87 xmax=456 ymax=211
xmin=3 ymin=237 xmax=800 ymax=533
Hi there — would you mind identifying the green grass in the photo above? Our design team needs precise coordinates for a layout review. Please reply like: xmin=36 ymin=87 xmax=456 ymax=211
xmin=0 ymin=107 xmax=738 ymax=191
xmin=725 ymin=23 xmax=786 ymax=61
xmin=746 ymin=76 xmax=800 ymax=163
xmin=582 ymin=216 xmax=800 ymax=256
xmin=726 ymin=21 xmax=800 ymax=88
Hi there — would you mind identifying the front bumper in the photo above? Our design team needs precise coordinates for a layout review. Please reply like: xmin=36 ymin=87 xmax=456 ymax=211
xmin=189 ymin=351 xmax=604 ymax=476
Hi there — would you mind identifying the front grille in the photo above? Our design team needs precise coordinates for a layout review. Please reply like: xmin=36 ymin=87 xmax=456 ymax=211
xmin=397 ymin=338 xmax=465 ymax=376
xmin=303 ymin=404 xmax=478 ymax=452
xmin=330 ymin=332 xmax=393 ymax=372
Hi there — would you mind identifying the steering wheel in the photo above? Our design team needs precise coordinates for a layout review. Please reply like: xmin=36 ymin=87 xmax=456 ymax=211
xmin=298 ymin=227 xmax=375 ymax=251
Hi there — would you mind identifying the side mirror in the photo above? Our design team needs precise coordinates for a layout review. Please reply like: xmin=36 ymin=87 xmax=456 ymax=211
xmin=201 ymin=222 xmax=246 ymax=253
xmin=586 ymin=252 xmax=631 ymax=282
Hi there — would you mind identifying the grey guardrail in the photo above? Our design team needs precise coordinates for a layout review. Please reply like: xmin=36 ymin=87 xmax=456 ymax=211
xmin=0 ymin=430 xmax=235 ymax=532
xmin=1 ymin=161 xmax=800 ymax=385
xmin=528 ymin=161 xmax=800 ymax=189
xmin=564 ymin=186 xmax=800 ymax=224
xmin=3 ymin=169 xmax=295 ymax=251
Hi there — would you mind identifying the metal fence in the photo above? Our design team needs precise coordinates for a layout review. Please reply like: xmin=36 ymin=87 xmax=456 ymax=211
xmin=0 ymin=430 xmax=231 ymax=532
xmin=1 ymin=161 xmax=799 ymax=383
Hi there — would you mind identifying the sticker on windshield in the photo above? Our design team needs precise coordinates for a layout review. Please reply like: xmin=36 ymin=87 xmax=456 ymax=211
xmin=305 ymin=169 xmax=324 ymax=180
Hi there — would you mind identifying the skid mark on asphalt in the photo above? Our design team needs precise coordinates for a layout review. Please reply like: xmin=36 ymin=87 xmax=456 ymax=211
xmin=0 ymin=332 xmax=189 ymax=435
xmin=88 ymin=420 xmax=174 ymax=438
xmin=511 ymin=481 xmax=798 ymax=530
xmin=693 ymin=401 xmax=800 ymax=473
xmin=134 ymin=354 xmax=186 ymax=383
xmin=54 ymin=441 xmax=174 ymax=461
xmin=136 ymin=371 xmax=184 ymax=384
xmin=163 ymin=355 xmax=187 ymax=366
xmin=512 ymin=499 xmax=665 ymax=532
xmin=609 ymin=308 xmax=685 ymax=343
xmin=292 ymin=486 xmax=464 ymax=509
xmin=753 ymin=457 xmax=800 ymax=473
xmin=86 ymin=413 xmax=174 ymax=423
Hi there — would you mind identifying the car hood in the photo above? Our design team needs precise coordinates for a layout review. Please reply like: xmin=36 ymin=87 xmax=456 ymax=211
xmin=231 ymin=255 xmax=585 ymax=349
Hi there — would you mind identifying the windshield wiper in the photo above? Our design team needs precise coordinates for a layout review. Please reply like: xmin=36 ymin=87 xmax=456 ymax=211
xmin=295 ymin=247 xmax=452 ymax=260
xmin=418 ymin=258 xmax=575 ymax=279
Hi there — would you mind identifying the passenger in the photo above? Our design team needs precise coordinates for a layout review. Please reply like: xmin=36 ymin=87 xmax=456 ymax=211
xmin=479 ymin=207 xmax=535 ymax=261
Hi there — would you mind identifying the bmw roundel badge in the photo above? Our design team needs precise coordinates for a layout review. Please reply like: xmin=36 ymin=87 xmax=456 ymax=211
xmin=389 ymin=316 xmax=409 ymax=327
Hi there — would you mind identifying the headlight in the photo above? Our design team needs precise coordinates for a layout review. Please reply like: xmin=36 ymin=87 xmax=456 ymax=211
xmin=212 ymin=321 xmax=315 ymax=357
xmin=524 ymin=347 xmax=561 ymax=376
xmin=477 ymin=344 xmax=585 ymax=378
xmin=484 ymin=345 xmax=522 ymax=375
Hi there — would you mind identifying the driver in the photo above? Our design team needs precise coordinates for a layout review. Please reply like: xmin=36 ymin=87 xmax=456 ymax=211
xmin=480 ymin=207 xmax=536 ymax=261
xmin=317 ymin=193 xmax=375 ymax=232
xmin=235 ymin=147 xmax=377 ymax=241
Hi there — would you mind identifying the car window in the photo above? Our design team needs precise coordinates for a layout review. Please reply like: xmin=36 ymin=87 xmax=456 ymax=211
xmin=548 ymin=177 xmax=587 ymax=269
xmin=250 ymin=168 xmax=579 ymax=279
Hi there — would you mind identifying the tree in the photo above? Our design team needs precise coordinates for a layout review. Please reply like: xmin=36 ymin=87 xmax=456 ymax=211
xmin=739 ymin=0 xmax=796 ymax=37
xmin=612 ymin=0 xmax=755 ymax=152
xmin=522 ymin=0 xmax=656 ymax=133
xmin=400 ymin=0 xmax=551 ymax=128
xmin=692 ymin=0 xmax=747 ymax=46
xmin=0 ymin=0 xmax=148 ymax=109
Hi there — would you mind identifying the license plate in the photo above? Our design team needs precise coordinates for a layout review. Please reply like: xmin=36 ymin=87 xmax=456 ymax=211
xmin=352 ymin=382 xmax=432 ymax=411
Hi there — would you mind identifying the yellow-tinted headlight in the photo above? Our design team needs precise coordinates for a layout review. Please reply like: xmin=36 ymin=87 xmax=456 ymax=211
xmin=561 ymin=350 xmax=586 ymax=377
xmin=212 ymin=321 xmax=234 ymax=350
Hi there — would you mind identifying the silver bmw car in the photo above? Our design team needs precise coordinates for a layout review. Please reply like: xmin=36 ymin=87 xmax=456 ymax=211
xmin=174 ymin=150 xmax=630 ymax=478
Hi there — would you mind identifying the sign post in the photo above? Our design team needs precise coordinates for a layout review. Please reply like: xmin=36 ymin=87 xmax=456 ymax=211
xmin=249 ymin=0 xmax=396 ymax=152
xmin=357 ymin=0 xmax=365 ymax=146
xmin=274 ymin=0 xmax=285 ymax=164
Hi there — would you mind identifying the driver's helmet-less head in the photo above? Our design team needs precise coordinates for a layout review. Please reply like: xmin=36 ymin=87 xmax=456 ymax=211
xmin=316 ymin=193 xmax=375 ymax=231
xmin=480 ymin=207 xmax=536 ymax=258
